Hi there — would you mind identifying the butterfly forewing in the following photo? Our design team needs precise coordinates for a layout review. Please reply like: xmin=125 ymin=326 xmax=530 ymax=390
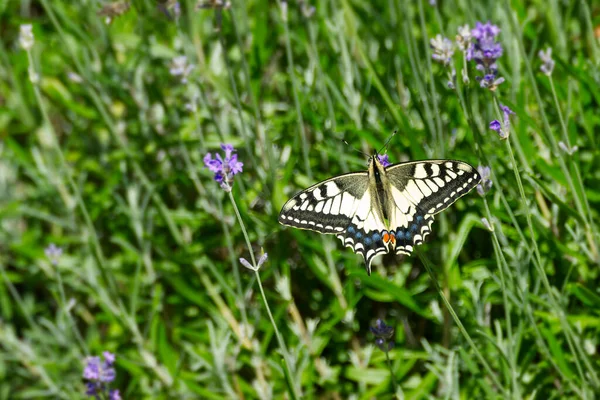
xmin=278 ymin=172 xmax=370 ymax=234
xmin=384 ymin=160 xmax=480 ymax=256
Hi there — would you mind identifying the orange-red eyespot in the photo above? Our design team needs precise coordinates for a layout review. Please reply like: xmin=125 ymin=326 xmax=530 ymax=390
xmin=383 ymin=232 xmax=390 ymax=243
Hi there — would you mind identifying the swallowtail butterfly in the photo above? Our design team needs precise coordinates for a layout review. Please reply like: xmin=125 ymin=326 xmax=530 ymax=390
xmin=278 ymin=156 xmax=481 ymax=275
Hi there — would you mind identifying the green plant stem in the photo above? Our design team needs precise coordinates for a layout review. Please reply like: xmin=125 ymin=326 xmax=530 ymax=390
xmin=483 ymin=199 xmax=520 ymax=399
xmin=484 ymin=214 xmax=584 ymax=398
xmin=417 ymin=250 xmax=508 ymax=396
xmin=503 ymin=135 xmax=596 ymax=389
xmin=227 ymin=191 xmax=300 ymax=399
xmin=384 ymin=349 xmax=399 ymax=395
xmin=548 ymin=76 xmax=598 ymax=259
xmin=279 ymin=1 xmax=312 ymax=180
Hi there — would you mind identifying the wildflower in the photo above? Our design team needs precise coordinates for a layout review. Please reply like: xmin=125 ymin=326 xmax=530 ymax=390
xmin=481 ymin=217 xmax=494 ymax=232
xmin=377 ymin=154 xmax=391 ymax=167
xmin=97 ymin=1 xmax=131 ymax=24
xmin=468 ymin=21 xmax=504 ymax=90
xmin=430 ymin=34 xmax=454 ymax=66
xmin=476 ymin=166 xmax=492 ymax=196
xmin=490 ymin=104 xmax=515 ymax=139
xmin=558 ymin=141 xmax=578 ymax=155
xmin=204 ymin=144 xmax=244 ymax=191
xmin=240 ymin=253 xmax=267 ymax=272
xmin=83 ymin=352 xmax=119 ymax=398
xmin=169 ymin=56 xmax=194 ymax=84
xmin=67 ymin=71 xmax=83 ymax=83
xmin=489 ymin=120 xmax=501 ymax=133
xmin=157 ymin=1 xmax=181 ymax=20
xmin=19 ymin=24 xmax=34 ymax=50
xmin=299 ymin=0 xmax=315 ymax=17
xmin=196 ymin=0 xmax=231 ymax=9
xmin=44 ymin=244 xmax=63 ymax=265
xmin=539 ymin=47 xmax=555 ymax=76
xmin=370 ymin=319 xmax=394 ymax=352
xmin=456 ymin=25 xmax=472 ymax=51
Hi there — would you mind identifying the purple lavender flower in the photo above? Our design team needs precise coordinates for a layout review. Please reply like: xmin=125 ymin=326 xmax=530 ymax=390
xmin=204 ymin=144 xmax=244 ymax=192
xmin=377 ymin=154 xmax=391 ymax=167
xmin=468 ymin=21 xmax=504 ymax=90
xmin=476 ymin=166 xmax=492 ymax=196
xmin=44 ymin=243 xmax=63 ymax=265
xmin=370 ymin=319 xmax=394 ymax=352
xmin=489 ymin=120 xmax=501 ymax=132
xmin=83 ymin=352 xmax=119 ymax=398
xmin=489 ymin=104 xmax=515 ymax=139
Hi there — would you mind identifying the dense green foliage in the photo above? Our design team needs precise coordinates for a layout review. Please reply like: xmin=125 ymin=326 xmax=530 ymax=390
xmin=1 ymin=0 xmax=600 ymax=398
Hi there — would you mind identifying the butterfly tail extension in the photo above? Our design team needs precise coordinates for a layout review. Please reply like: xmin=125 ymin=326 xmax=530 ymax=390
xmin=336 ymin=225 xmax=393 ymax=275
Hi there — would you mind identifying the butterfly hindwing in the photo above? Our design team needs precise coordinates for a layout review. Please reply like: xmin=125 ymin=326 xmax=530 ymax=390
xmin=335 ymin=189 xmax=389 ymax=271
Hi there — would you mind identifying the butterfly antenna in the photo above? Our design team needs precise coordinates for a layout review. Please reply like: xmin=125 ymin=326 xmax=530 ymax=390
xmin=378 ymin=130 xmax=397 ymax=154
xmin=341 ymin=139 xmax=371 ymax=158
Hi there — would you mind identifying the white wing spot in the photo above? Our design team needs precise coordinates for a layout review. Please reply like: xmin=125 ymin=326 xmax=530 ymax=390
xmin=405 ymin=180 xmax=424 ymax=202
xmin=416 ymin=180 xmax=432 ymax=196
xmin=315 ymin=201 xmax=324 ymax=213
xmin=300 ymin=201 xmax=309 ymax=211
xmin=434 ymin=177 xmax=445 ymax=186
xmin=313 ymin=188 xmax=323 ymax=200
xmin=425 ymin=179 xmax=439 ymax=192
xmin=414 ymin=164 xmax=428 ymax=179
xmin=330 ymin=195 xmax=341 ymax=215
xmin=324 ymin=182 xmax=341 ymax=196
xmin=323 ymin=198 xmax=332 ymax=214
xmin=340 ymin=192 xmax=356 ymax=217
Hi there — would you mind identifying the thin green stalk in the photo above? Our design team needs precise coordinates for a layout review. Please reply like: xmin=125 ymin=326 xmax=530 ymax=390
xmin=27 ymin=51 xmax=119 ymax=299
xmin=502 ymin=0 xmax=597 ymax=260
xmin=40 ymin=0 xmax=185 ymax=246
xmin=218 ymin=26 xmax=261 ymax=177
xmin=279 ymin=0 xmax=312 ymax=180
xmin=503 ymin=135 xmax=593 ymax=388
xmin=0 ymin=264 xmax=66 ymax=398
xmin=305 ymin=16 xmax=348 ymax=172
xmin=227 ymin=191 xmax=300 ymax=399
xmin=55 ymin=268 xmax=88 ymax=355
xmin=548 ymin=76 xmax=598 ymax=259
xmin=417 ymin=250 xmax=508 ymax=396
xmin=384 ymin=348 xmax=399 ymax=395
xmin=417 ymin=0 xmax=444 ymax=156
xmin=485 ymin=216 xmax=584 ymax=398
xmin=483 ymin=199 xmax=520 ymax=399
xmin=227 ymin=6 xmax=275 ymax=185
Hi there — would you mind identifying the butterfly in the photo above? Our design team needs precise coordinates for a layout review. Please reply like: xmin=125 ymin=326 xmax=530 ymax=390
xmin=278 ymin=155 xmax=481 ymax=275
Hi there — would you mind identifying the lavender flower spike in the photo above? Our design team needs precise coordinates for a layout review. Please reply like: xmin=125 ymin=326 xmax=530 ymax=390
xmin=539 ymin=47 xmax=555 ymax=76
xmin=370 ymin=319 xmax=395 ymax=352
xmin=476 ymin=166 xmax=493 ymax=196
xmin=83 ymin=351 xmax=119 ymax=399
xmin=468 ymin=21 xmax=504 ymax=90
xmin=430 ymin=34 xmax=454 ymax=66
xmin=204 ymin=144 xmax=244 ymax=192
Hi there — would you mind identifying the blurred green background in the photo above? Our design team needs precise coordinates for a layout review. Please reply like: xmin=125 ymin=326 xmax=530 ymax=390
xmin=1 ymin=0 xmax=600 ymax=398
